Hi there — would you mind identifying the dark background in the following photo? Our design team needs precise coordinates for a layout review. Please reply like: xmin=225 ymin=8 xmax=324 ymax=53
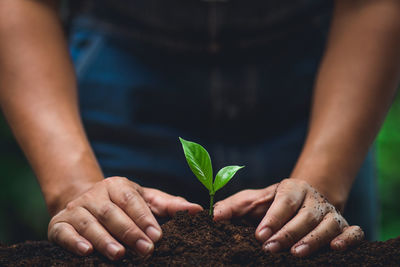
xmin=0 ymin=92 xmax=399 ymax=244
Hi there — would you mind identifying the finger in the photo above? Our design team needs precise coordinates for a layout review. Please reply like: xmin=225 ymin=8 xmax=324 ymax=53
xmin=166 ymin=195 xmax=203 ymax=216
xmin=65 ymin=206 xmax=126 ymax=260
xmin=82 ymin=200 xmax=154 ymax=256
xmin=291 ymin=212 xmax=346 ymax=257
xmin=256 ymin=179 xmax=306 ymax=242
xmin=262 ymin=206 xmax=322 ymax=253
xmin=107 ymin=181 xmax=163 ymax=243
xmin=142 ymin=188 xmax=203 ymax=217
xmin=213 ymin=185 xmax=277 ymax=221
xmin=48 ymin=221 xmax=93 ymax=256
xmin=331 ymin=225 xmax=364 ymax=250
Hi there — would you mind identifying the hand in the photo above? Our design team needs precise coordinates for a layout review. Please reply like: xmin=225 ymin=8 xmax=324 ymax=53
xmin=213 ymin=178 xmax=364 ymax=257
xmin=48 ymin=176 xmax=203 ymax=260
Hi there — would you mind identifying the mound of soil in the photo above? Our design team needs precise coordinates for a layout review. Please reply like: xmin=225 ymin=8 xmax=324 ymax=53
xmin=1 ymin=210 xmax=399 ymax=266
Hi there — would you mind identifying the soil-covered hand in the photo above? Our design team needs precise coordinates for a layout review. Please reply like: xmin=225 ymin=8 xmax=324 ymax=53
xmin=48 ymin=176 xmax=203 ymax=260
xmin=213 ymin=178 xmax=364 ymax=257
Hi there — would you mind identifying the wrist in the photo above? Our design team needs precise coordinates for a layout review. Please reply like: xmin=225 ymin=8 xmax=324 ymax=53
xmin=37 ymin=149 xmax=104 ymax=215
xmin=291 ymin=176 xmax=349 ymax=212
xmin=44 ymin=178 xmax=100 ymax=216
xmin=291 ymin=154 xmax=356 ymax=212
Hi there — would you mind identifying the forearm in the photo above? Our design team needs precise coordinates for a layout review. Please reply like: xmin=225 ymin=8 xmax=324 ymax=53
xmin=291 ymin=0 xmax=400 ymax=210
xmin=0 ymin=0 xmax=103 ymax=215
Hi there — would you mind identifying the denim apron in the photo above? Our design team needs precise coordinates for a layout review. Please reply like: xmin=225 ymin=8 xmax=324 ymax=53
xmin=67 ymin=0 xmax=378 ymax=240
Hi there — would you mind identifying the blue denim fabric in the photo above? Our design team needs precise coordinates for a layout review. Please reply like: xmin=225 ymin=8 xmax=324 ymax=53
xmin=68 ymin=12 xmax=378 ymax=240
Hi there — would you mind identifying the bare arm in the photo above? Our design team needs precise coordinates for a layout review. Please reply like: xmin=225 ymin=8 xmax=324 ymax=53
xmin=0 ymin=0 xmax=102 ymax=214
xmin=291 ymin=0 xmax=400 ymax=210
xmin=0 ymin=0 xmax=202 ymax=260
xmin=215 ymin=0 xmax=400 ymax=256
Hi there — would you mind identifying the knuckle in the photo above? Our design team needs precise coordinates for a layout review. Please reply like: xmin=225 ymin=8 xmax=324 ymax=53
xmin=131 ymin=181 xmax=141 ymax=191
xmin=51 ymin=224 xmax=74 ymax=250
xmin=303 ymin=209 xmax=320 ymax=226
xmin=324 ymin=213 xmax=342 ymax=233
xmin=295 ymin=179 xmax=308 ymax=188
xmin=325 ymin=202 xmax=336 ymax=213
xmin=97 ymin=202 xmax=116 ymax=222
xmin=119 ymin=191 xmax=139 ymax=209
xmin=106 ymin=176 xmax=139 ymax=191
xmin=48 ymin=220 xmax=56 ymax=232
xmin=48 ymin=222 xmax=62 ymax=242
xmin=146 ymin=193 xmax=159 ymax=206
xmin=76 ymin=217 xmax=95 ymax=235
xmin=92 ymin=236 xmax=111 ymax=251
xmin=279 ymin=178 xmax=291 ymax=187
xmin=118 ymin=176 xmax=131 ymax=186
xmin=333 ymin=215 xmax=344 ymax=230
xmin=114 ymin=176 xmax=129 ymax=184
xmin=119 ymin=176 xmax=129 ymax=182
xmin=134 ymin=212 xmax=148 ymax=224
xmin=104 ymin=176 xmax=127 ymax=187
xmin=282 ymin=196 xmax=298 ymax=212
xmin=257 ymin=187 xmax=276 ymax=202
xmin=121 ymin=225 xmax=141 ymax=242
xmin=103 ymin=177 xmax=116 ymax=186
xmin=48 ymin=210 xmax=70 ymax=234
xmin=49 ymin=212 xmax=62 ymax=226
xmin=65 ymin=201 xmax=79 ymax=212
xmin=79 ymin=193 xmax=93 ymax=205
xmin=106 ymin=176 xmax=119 ymax=180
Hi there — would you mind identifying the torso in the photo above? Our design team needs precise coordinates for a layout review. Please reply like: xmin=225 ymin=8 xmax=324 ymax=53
xmin=69 ymin=0 xmax=333 ymax=52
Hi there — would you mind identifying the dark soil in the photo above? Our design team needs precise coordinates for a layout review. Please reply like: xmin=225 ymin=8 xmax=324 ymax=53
xmin=1 ymin=210 xmax=399 ymax=266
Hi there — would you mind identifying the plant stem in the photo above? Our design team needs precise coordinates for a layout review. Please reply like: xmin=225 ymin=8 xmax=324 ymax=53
xmin=209 ymin=194 xmax=214 ymax=217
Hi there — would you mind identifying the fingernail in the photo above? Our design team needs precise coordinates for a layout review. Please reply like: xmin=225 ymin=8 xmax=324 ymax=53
xmin=264 ymin=241 xmax=281 ymax=253
xmin=106 ymin=243 xmax=121 ymax=259
xmin=146 ymin=226 xmax=162 ymax=242
xmin=77 ymin=241 xmax=90 ymax=255
xmin=136 ymin=239 xmax=153 ymax=255
xmin=257 ymin=227 xmax=272 ymax=242
xmin=293 ymin=244 xmax=309 ymax=256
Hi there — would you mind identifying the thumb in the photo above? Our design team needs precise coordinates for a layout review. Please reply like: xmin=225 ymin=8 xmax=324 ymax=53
xmin=141 ymin=187 xmax=203 ymax=217
xmin=165 ymin=195 xmax=203 ymax=217
xmin=213 ymin=185 xmax=278 ymax=221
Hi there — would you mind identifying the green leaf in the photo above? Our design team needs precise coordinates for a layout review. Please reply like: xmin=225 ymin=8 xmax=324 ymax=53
xmin=213 ymin=165 xmax=244 ymax=193
xmin=179 ymin=137 xmax=213 ymax=192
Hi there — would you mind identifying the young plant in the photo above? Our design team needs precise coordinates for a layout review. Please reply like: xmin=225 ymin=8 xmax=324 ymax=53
xmin=179 ymin=137 xmax=244 ymax=217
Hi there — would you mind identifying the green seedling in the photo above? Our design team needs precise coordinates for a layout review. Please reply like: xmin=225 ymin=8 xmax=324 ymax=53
xmin=179 ymin=137 xmax=244 ymax=217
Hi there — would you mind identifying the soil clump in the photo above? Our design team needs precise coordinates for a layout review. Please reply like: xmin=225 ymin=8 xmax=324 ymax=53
xmin=1 ymin=210 xmax=399 ymax=266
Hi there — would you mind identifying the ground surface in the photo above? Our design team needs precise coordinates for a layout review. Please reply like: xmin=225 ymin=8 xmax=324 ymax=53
xmin=1 ymin=211 xmax=399 ymax=266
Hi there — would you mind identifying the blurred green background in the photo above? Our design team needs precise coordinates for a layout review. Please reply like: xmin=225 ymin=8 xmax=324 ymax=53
xmin=0 ymin=93 xmax=399 ymax=244
xmin=376 ymin=92 xmax=400 ymax=241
